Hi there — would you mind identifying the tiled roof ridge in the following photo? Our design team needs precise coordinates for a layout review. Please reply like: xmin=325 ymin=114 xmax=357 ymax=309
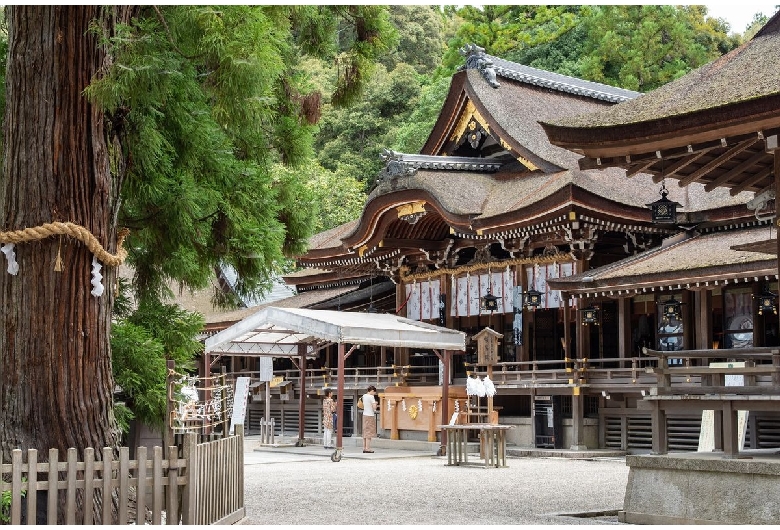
xmin=488 ymin=54 xmax=640 ymax=103
xmin=378 ymin=150 xmax=503 ymax=174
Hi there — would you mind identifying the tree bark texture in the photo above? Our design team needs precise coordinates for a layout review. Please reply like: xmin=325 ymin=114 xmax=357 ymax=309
xmin=0 ymin=6 xmax=130 ymax=459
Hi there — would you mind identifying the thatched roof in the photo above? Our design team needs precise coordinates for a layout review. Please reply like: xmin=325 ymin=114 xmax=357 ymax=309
xmin=542 ymin=13 xmax=780 ymax=136
xmin=465 ymin=70 xmax=632 ymax=171
xmin=547 ymin=225 xmax=776 ymax=296
xmin=538 ymin=14 xmax=780 ymax=196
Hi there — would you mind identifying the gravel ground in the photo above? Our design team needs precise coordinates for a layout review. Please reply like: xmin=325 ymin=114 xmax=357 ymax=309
xmin=243 ymin=449 xmax=629 ymax=525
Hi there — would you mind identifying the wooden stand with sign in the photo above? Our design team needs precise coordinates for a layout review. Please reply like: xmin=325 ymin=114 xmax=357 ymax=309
xmin=381 ymin=386 xmax=468 ymax=441
xmin=473 ymin=327 xmax=502 ymax=425
xmin=467 ymin=327 xmax=505 ymax=462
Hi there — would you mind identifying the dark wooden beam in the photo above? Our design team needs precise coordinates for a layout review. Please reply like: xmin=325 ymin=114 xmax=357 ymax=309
xmin=625 ymin=158 xmax=657 ymax=177
xmin=379 ymin=238 xmax=452 ymax=251
xmin=579 ymin=137 xmax=753 ymax=173
xmin=704 ymin=149 xmax=768 ymax=192
xmin=659 ymin=151 xmax=708 ymax=180
xmin=729 ymin=165 xmax=773 ymax=196
xmin=678 ymin=137 xmax=759 ymax=186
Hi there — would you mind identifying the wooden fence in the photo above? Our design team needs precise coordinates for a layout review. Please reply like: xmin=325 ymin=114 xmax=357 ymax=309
xmin=0 ymin=428 xmax=244 ymax=525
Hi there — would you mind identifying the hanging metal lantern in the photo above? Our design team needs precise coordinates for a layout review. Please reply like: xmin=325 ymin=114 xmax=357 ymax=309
xmin=524 ymin=289 xmax=542 ymax=308
xmin=480 ymin=288 xmax=499 ymax=312
xmin=581 ymin=305 xmax=600 ymax=326
xmin=661 ymin=295 xmax=682 ymax=324
xmin=646 ymin=183 xmax=682 ymax=224
xmin=755 ymin=288 xmax=778 ymax=316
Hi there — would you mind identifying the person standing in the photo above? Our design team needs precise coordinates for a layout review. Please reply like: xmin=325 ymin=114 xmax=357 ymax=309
xmin=322 ymin=389 xmax=336 ymax=449
xmin=361 ymin=385 xmax=379 ymax=453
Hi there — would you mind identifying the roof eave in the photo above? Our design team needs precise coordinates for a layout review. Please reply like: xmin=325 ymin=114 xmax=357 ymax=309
xmin=542 ymin=94 xmax=780 ymax=158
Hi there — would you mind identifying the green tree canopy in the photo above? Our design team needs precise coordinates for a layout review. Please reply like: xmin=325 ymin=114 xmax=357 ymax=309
xmin=439 ymin=4 xmax=741 ymax=92
xmin=87 ymin=6 xmax=392 ymax=307
xmin=579 ymin=5 xmax=739 ymax=91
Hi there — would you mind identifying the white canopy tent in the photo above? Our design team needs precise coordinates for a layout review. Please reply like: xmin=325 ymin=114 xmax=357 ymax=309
xmin=204 ymin=307 xmax=466 ymax=460
xmin=205 ymin=306 xmax=466 ymax=353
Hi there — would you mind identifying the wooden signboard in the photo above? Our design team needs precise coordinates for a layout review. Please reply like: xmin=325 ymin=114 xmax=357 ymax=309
xmin=474 ymin=327 xmax=502 ymax=366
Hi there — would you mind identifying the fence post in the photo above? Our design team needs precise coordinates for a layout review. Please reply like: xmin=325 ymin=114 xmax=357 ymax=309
xmin=181 ymin=433 xmax=198 ymax=525
xmin=236 ymin=424 xmax=244 ymax=514
xmin=101 ymin=447 xmax=112 ymax=524
xmin=11 ymin=449 xmax=22 ymax=525
xmin=47 ymin=448 xmax=58 ymax=524
xmin=220 ymin=367 xmax=228 ymax=439
xmin=165 ymin=360 xmax=176 ymax=459
xmin=26 ymin=449 xmax=37 ymax=525
xmin=167 ymin=444 xmax=179 ymax=525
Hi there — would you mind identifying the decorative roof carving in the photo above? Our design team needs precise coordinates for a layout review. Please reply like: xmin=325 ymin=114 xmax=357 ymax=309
xmin=458 ymin=44 xmax=500 ymax=89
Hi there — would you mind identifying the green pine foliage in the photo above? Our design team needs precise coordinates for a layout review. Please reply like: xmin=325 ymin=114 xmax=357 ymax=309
xmin=111 ymin=298 xmax=204 ymax=433
xmin=85 ymin=6 xmax=391 ymax=307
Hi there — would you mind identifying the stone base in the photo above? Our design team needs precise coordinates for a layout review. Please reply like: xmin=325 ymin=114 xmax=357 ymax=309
xmin=622 ymin=452 xmax=780 ymax=525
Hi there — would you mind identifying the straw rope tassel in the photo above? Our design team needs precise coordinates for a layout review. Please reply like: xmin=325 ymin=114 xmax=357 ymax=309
xmin=54 ymin=236 xmax=63 ymax=272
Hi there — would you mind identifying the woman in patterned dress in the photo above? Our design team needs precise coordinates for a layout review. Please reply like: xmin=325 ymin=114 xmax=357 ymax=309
xmin=322 ymin=389 xmax=336 ymax=449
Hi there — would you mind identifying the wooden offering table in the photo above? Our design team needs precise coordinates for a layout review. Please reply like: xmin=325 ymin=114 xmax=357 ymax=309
xmin=440 ymin=424 xmax=513 ymax=468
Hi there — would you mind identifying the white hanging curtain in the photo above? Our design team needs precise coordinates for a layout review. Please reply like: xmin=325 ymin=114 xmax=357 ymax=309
xmin=526 ymin=263 xmax=576 ymax=309
xmin=404 ymin=279 xmax=441 ymax=321
xmin=451 ymin=269 xmax=516 ymax=317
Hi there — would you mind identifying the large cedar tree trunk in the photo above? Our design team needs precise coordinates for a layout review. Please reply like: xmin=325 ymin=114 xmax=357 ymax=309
xmin=0 ymin=6 xmax=132 ymax=459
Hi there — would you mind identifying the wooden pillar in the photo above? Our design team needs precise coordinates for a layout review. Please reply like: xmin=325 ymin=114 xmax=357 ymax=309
xmin=520 ymin=264 xmax=530 ymax=363
xmin=164 ymin=359 xmax=175 ymax=458
xmin=440 ymin=350 xmax=451 ymax=454
xmin=390 ymin=398 xmax=399 ymax=440
xmin=428 ymin=400 xmax=437 ymax=442
xmin=713 ymin=409 xmax=723 ymax=451
xmin=682 ymin=290 xmax=693 ymax=350
xmin=576 ymin=302 xmax=589 ymax=363
xmin=396 ymin=281 xmax=407 ymax=318
xmin=651 ymin=402 xmax=667 ymax=455
xmin=336 ymin=343 xmax=345 ymax=449
xmin=753 ymin=283 xmax=765 ymax=347
xmin=563 ymin=291 xmax=571 ymax=363
xmin=722 ymin=401 xmax=739 ymax=458
xmin=775 ymin=142 xmax=780 ymax=335
xmin=570 ymin=389 xmax=586 ymax=450
xmin=694 ymin=290 xmax=714 ymax=350
xmin=565 ymin=291 xmax=586 ymax=449
xmin=296 ymin=343 xmax=306 ymax=446
xmin=618 ymin=297 xmax=632 ymax=359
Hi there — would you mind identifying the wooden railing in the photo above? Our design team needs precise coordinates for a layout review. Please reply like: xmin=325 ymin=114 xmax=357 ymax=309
xmin=642 ymin=346 xmax=780 ymax=395
xmin=463 ymin=357 xmax=659 ymax=389
xmin=227 ymin=358 xmax=667 ymax=393
xmin=233 ymin=364 xmax=440 ymax=391
xmin=0 ymin=428 xmax=244 ymax=525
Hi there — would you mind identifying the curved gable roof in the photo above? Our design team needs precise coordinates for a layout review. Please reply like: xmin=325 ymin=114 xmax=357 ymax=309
xmin=422 ymin=51 xmax=639 ymax=172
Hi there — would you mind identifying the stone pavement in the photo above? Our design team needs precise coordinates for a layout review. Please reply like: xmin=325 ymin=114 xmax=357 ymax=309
xmin=241 ymin=435 xmax=630 ymax=525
